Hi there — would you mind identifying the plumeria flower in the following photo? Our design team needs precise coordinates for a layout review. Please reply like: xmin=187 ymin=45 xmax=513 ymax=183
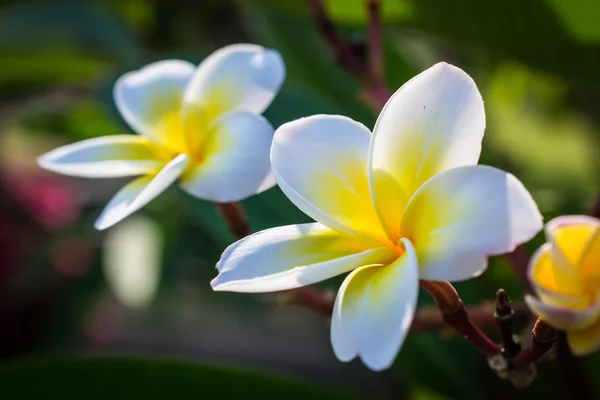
xmin=211 ymin=62 xmax=543 ymax=371
xmin=38 ymin=44 xmax=285 ymax=230
xmin=526 ymin=215 xmax=600 ymax=355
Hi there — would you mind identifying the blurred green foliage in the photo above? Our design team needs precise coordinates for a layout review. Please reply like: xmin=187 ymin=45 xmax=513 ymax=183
xmin=0 ymin=356 xmax=358 ymax=399
xmin=0 ymin=0 xmax=598 ymax=399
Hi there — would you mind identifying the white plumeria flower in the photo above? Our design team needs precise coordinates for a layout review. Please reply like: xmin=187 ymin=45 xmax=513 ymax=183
xmin=38 ymin=44 xmax=285 ymax=230
xmin=211 ymin=62 xmax=543 ymax=371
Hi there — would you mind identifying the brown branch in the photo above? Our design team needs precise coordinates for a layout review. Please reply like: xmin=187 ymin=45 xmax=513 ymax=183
xmin=495 ymin=289 xmax=522 ymax=358
xmin=366 ymin=0 xmax=384 ymax=81
xmin=419 ymin=280 xmax=500 ymax=357
xmin=306 ymin=0 xmax=367 ymax=78
xmin=280 ymin=286 xmax=335 ymax=316
xmin=282 ymin=285 xmax=530 ymax=334
xmin=305 ymin=0 xmax=391 ymax=111
xmin=510 ymin=318 xmax=556 ymax=368
xmin=411 ymin=302 xmax=529 ymax=334
xmin=216 ymin=202 xmax=250 ymax=240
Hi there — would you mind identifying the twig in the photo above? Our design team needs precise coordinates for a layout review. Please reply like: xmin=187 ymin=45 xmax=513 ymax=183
xmin=305 ymin=0 xmax=367 ymax=78
xmin=510 ymin=318 xmax=556 ymax=368
xmin=366 ymin=0 xmax=384 ymax=81
xmin=280 ymin=287 xmax=335 ymax=316
xmin=412 ymin=302 xmax=529 ymax=334
xmin=216 ymin=202 xmax=250 ymax=240
xmin=495 ymin=289 xmax=522 ymax=358
xmin=555 ymin=332 xmax=596 ymax=400
xmin=282 ymin=286 xmax=530 ymax=334
xmin=305 ymin=0 xmax=390 ymax=110
xmin=419 ymin=280 xmax=500 ymax=357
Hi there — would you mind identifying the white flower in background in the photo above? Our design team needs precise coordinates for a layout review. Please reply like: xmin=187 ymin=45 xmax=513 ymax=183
xmin=526 ymin=216 xmax=600 ymax=355
xmin=103 ymin=216 xmax=163 ymax=309
xmin=38 ymin=44 xmax=285 ymax=230
xmin=211 ymin=62 xmax=543 ymax=371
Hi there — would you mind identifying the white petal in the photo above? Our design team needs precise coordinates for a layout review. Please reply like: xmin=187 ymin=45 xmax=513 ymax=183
xmin=183 ymin=44 xmax=285 ymax=119
xmin=525 ymin=294 xmax=600 ymax=331
xmin=95 ymin=154 xmax=189 ymax=230
xmin=369 ymin=62 xmax=485 ymax=241
xmin=271 ymin=115 xmax=389 ymax=245
xmin=400 ymin=165 xmax=543 ymax=282
xmin=180 ymin=111 xmax=275 ymax=203
xmin=114 ymin=60 xmax=195 ymax=152
xmin=37 ymin=135 xmax=165 ymax=178
xmin=211 ymin=223 xmax=396 ymax=293
xmin=331 ymin=238 xmax=419 ymax=371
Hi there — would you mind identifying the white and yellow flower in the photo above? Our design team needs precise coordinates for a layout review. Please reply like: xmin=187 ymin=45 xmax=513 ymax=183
xmin=38 ymin=44 xmax=285 ymax=230
xmin=211 ymin=62 xmax=543 ymax=371
xmin=526 ymin=215 xmax=600 ymax=355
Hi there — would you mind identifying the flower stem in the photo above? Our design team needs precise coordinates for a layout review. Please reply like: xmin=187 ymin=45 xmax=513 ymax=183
xmin=216 ymin=202 xmax=249 ymax=240
xmin=420 ymin=280 xmax=500 ymax=357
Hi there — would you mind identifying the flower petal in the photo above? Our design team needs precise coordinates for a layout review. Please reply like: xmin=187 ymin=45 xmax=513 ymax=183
xmin=94 ymin=154 xmax=188 ymax=230
xmin=545 ymin=215 xmax=600 ymax=270
xmin=211 ymin=223 xmax=396 ymax=293
xmin=567 ymin=318 xmax=600 ymax=356
xmin=369 ymin=62 xmax=485 ymax=242
xmin=114 ymin=60 xmax=196 ymax=152
xmin=37 ymin=135 xmax=166 ymax=178
xmin=180 ymin=111 xmax=275 ymax=203
xmin=580 ymin=227 xmax=600 ymax=276
xmin=183 ymin=44 xmax=284 ymax=120
xmin=271 ymin=115 xmax=388 ymax=245
xmin=525 ymin=294 xmax=600 ymax=331
xmin=331 ymin=238 xmax=418 ymax=371
xmin=400 ymin=165 xmax=542 ymax=282
xmin=528 ymin=243 xmax=588 ymax=309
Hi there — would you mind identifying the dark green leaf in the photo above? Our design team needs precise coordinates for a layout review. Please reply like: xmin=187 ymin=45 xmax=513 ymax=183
xmin=0 ymin=356 xmax=359 ymax=399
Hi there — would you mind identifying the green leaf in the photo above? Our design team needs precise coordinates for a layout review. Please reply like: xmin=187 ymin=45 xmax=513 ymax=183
xmin=326 ymin=0 xmax=414 ymax=24
xmin=0 ymin=1 xmax=137 ymax=59
xmin=399 ymin=0 xmax=600 ymax=86
xmin=0 ymin=50 xmax=106 ymax=92
xmin=0 ymin=356 xmax=359 ymax=399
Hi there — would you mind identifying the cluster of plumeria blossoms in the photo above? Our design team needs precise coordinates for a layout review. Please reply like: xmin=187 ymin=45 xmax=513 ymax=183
xmin=37 ymin=41 xmax=562 ymax=371
xmin=526 ymin=216 xmax=600 ymax=355
xmin=38 ymin=44 xmax=285 ymax=230
xmin=211 ymin=62 xmax=544 ymax=371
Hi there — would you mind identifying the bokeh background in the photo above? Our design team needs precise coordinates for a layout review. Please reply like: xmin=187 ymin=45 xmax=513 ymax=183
xmin=0 ymin=0 xmax=599 ymax=399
